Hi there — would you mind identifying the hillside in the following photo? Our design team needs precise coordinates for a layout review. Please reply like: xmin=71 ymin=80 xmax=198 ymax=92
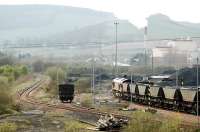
xmin=147 ymin=14 xmax=200 ymax=39
xmin=1 ymin=5 xmax=200 ymax=44
xmin=0 ymin=5 xmax=143 ymax=44
xmin=0 ymin=5 xmax=116 ymax=41
xmin=51 ymin=20 xmax=143 ymax=43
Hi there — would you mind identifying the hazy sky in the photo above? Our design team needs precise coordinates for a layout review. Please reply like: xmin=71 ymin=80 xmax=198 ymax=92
xmin=0 ymin=0 xmax=199 ymax=27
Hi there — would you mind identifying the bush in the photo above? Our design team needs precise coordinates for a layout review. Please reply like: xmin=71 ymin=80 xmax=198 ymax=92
xmin=46 ymin=66 xmax=66 ymax=83
xmin=0 ymin=65 xmax=28 ymax=81
xmin=20 ymin=66 xmax=28 ymax=75
xmin=0 ymin=91 xmax=11 ymax=106
xmin=0 ymin=90 xmax=12 ymax=114
xmin=0 ymin=122 xmax=17 ymax=132
xmin=13 ymin=66 xmax=28 ymax=79
xmin=123 ymin=111 xmax=186 ymax=132
xmin=159 ymin=119 xmax=180 ymax=132
xmin=123 ymin=111 xmax=160 ymax=132
xmin=80 ymin=94 xmax=93 ymax=108
xmin=0 ymin=55 xmax=15 ymax=66
xmin=64 ymin=120 xmax=86 ymax=132
xmin=0 ymin=76 xmax=9 ymax=88
xmin=0 ymin=76 xmax=11 ymax=113
xmin=46 ymin=81 xmax=58 ymax=96
xmin=32 ymin=60 xmax=45 ymax=72
xmin=0 ymin=65 xmax=28 ymax=115
xmin=75 ymin=78 xmax=91 ymax=93
xmin=45 ymin=66 xmax=66 ymax=96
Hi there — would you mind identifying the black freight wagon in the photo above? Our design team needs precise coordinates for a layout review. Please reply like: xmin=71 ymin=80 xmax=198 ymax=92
xmin=59 ymin=83 xmax=74 ymax=103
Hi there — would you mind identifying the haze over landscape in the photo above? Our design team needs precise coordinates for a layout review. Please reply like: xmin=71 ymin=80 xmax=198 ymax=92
xmin=1 ymin=0 xmax=200 ymax=28
xmin=1 ymin=4 xmax=200 ymax=44
xmin=1 ymin=1 xmax=200 ymax=132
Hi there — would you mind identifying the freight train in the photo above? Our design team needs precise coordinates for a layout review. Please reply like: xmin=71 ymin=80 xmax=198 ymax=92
xmin=112 ymin=78 xmax=200 ymax=114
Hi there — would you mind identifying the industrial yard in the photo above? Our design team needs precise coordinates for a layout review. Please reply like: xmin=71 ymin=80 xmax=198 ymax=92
xmin=1 ymin=1 xmax=200 ymax=132
xmin=0 ymin=72 xmax=199 ymax=132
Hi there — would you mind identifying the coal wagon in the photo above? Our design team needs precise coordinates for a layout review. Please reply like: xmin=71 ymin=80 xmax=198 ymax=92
xmin=112 ymin=77 xmax=200 ymax=114
xmin=59 ymin=83 xmax=74 ymax=103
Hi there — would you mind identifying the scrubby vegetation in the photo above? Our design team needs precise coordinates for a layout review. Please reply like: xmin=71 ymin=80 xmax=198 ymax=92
xmin=0 ymin=65 xmax=28 ymax=82
xmin=0 ymin=122 xmax=17 ymax=132
xmin=80 ymin=94 xmax=93 ymax=107
xmin=0 ymin=65 xmax=28 ymax=114
xmin=45 ymin=66 xmax=66 ymax=96
xmin=64 ymin=118 xmax=94 ymax=132
xmin=123 ymin=111 xmax=194 ymax=132
xmin=46 ymin=66 xmax=66 ymax=82
xmin=0 ymin=52 xmax=15 ymax=66
xmin=64 ymin=120 xmax=86 ymax=132
xmin=75 ymin=78 xmax=91 ymax=93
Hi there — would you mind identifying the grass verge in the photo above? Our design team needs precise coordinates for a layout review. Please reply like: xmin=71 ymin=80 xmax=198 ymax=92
xmin=123 ymin=111 xmax=194 ymax=132
xmin=0 ymin=122 xmax=17 ymax=132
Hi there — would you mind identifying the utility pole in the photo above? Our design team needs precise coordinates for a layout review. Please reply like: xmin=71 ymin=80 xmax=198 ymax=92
xmin=152 ymin=49 xmax=154 ymax=75
xmin=57 ymin=67 xmax=59 ymax=85
xmin=99 ymin=41 xmax=102 ymax=91
xmin=131 ymin=70 xmax=133 ymax=103
xmin=144 ymin=26 xmax=147 ymax=77
xmin=91 ymin=57 xmax=95 ymax=105
xmin=114 ymin=21 xmax=119 ymax=77
xmin=57 ymin=67 xmax=59 ymax=99
xmin=176 ymin=66 xmax=178 ymax=89
xmin=197 ymin=57 xmax=199 ymax=126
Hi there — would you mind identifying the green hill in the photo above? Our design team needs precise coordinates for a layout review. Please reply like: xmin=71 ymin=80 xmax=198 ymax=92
xmin=52 ymin=20 xmax=143 ymax=43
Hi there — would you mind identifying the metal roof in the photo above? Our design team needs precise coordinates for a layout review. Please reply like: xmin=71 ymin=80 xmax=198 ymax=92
xmin=113 ymin=78 xmax=129 ymax=83
xmin=150 ymin=75 xmax=171 ymax=79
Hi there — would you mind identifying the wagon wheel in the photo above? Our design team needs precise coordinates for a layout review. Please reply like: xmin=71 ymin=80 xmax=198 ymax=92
xmin=159 ymin=99 xmax=164 ymax=107
xmin=69 ymin=99 xmax=72 ymax=103
xmin=173 ymin=101 xmax=180 ymax=111
xmin=192 ymin=104 xmax=196 ymax=114
xmin=149 ymin=96 xmax=156 ymax=106
xmin=192 ymin=104 xmax=199 ymax=115
xmin=145 ymin=96 xmax=150 ymax=105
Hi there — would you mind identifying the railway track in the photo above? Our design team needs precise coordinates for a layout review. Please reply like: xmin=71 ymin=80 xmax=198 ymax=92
xmin=17 ymin=75 xmax=199 ymax=130
xmin=17 ymin=76 xmax=128 ymax=120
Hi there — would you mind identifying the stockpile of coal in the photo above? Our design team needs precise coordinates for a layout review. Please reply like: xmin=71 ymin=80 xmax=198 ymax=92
xmin=159 ymin=67 xmax=200 ymax=86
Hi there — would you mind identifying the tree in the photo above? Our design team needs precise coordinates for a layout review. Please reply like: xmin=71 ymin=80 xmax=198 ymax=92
xmin=20 ymin=66 xmax=28 ymax=75
xmin=0 ymin=52 xmax=15 ymax=66
xmin=45 ymin=66 xmax=66 ymax=96
xmin=32 ymin=60 xmax=44 ymax=72
xmin=46 ymin=66 xmax=66 ymax=83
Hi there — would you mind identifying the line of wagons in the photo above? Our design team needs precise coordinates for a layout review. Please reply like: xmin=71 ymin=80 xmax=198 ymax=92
xmin=112 ymin=78 xmax=200 ymax=114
